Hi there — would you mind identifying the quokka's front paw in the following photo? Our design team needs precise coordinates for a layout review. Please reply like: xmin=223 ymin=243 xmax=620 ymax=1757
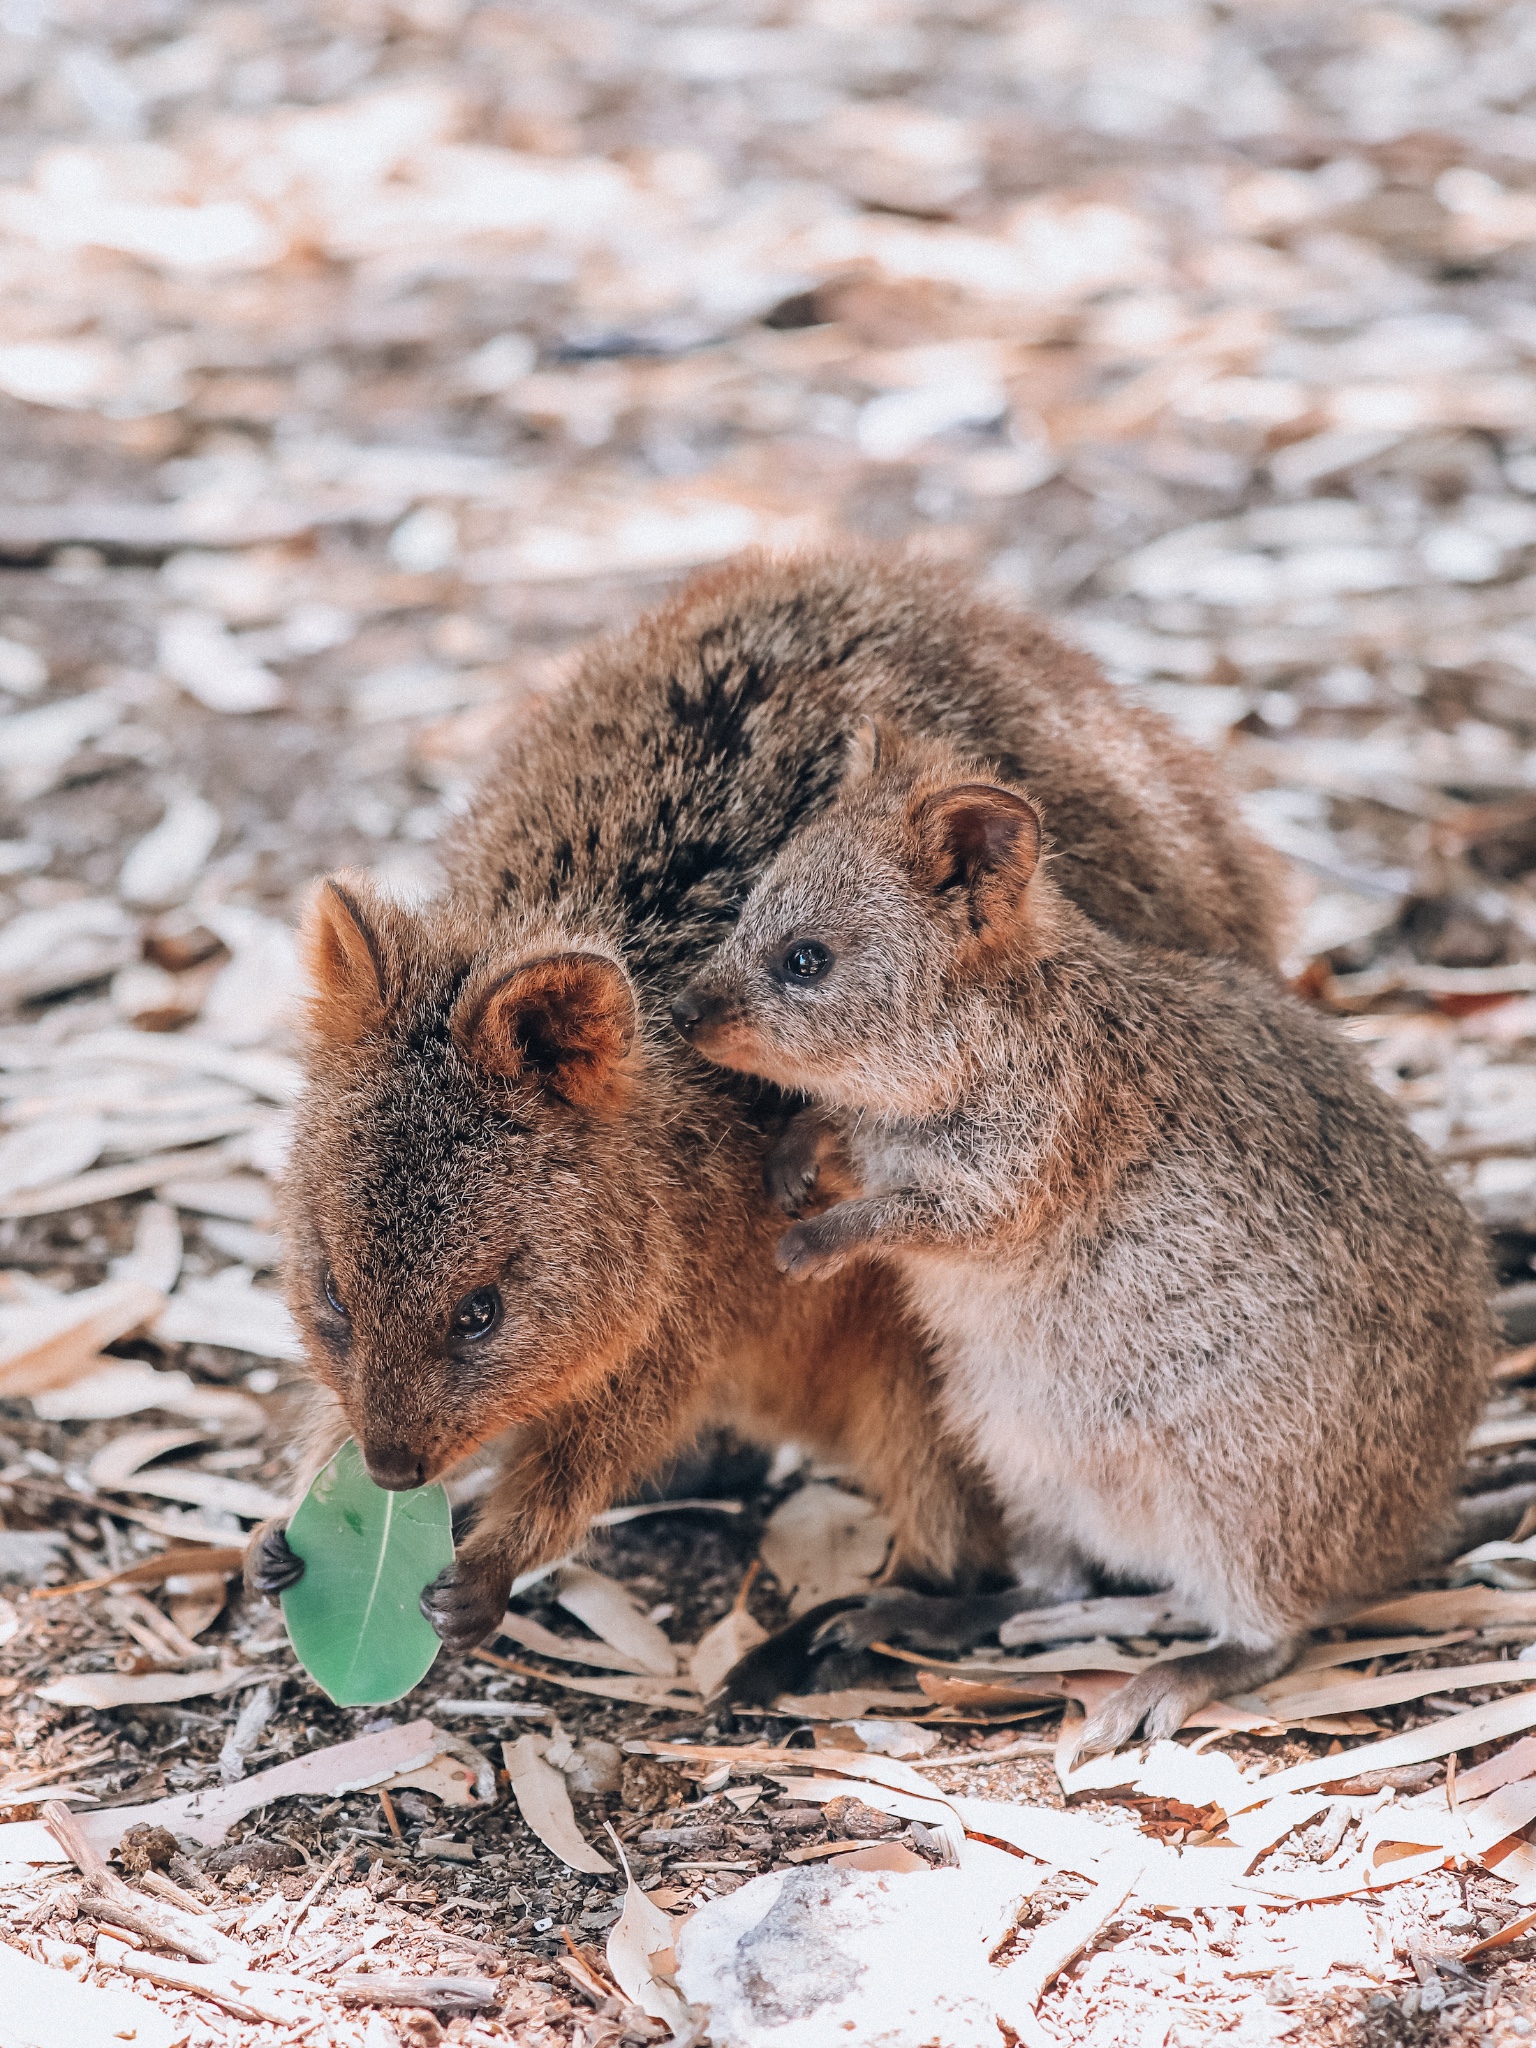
xmin=775 ymin=1220 xmax=848 ymax=1281
xmin=764 ymin=1124 xmax=823 ymax=1216
xmin=248 ymin=1524 xmax=305 ymax=1599
xmin=420 ymin=1558 xmax=511 ymax=1655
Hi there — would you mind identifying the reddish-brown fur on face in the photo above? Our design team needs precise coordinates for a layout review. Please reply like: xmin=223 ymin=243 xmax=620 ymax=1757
xmin=261 ymin=547 xmax=1291 ymax=1654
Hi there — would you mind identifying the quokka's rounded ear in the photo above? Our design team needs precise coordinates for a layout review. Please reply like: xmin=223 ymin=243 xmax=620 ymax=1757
xmin=300 ymin=875 xmax=391 ymax=1045
xmin=453 ymin=952 xmax=638 ymax=1109
xmin=911 ymin=783 xmax=1042 ymax=931
xmin=843 ymin=716 xmax=906 ymax=784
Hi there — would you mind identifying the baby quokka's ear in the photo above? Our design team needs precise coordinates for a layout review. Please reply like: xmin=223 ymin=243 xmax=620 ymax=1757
xmin=910 ymin=782 xmax=1042 ymax=941
xmin=452 ymin=951 xmax=638 ymax=1110
xmin=300 ymin=873 xmax=396 ymax=1046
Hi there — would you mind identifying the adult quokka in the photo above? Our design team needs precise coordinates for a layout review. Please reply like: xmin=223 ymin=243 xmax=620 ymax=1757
xmin=672 ymin=725 xmax=1493 ymax=1746
xmin=251 ymin=551 xmax=1286 ymax=1656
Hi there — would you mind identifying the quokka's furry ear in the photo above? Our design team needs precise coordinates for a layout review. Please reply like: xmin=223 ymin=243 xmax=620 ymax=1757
xmin=301 ymin=875 xmax=391 ymax=1045
xmin=843 ymin=716 xmax=905 ymax=784
xmin=454 ymin=952 xmax=638 ymax=1109
xmin=911 ymin=783 xmax=1042 ymax=934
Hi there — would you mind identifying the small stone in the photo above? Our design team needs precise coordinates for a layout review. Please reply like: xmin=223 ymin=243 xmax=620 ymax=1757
xmin=115 ymin=1824 xmax=178 ymax=1875
xmin=821 ymin=1796 xmax=903 ymax=1841
xmin=620 ymin=1756 xmax=690 ymax=1814
xmin=205 ymin=1837 xmax=305 ymax=1875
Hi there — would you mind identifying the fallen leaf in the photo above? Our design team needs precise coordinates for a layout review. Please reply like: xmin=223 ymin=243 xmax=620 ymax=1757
xmin=166 ymin=1573 xmax=228 ymax=1639
xmin=0 ymin=1279 xmax=165 ymax=1396
xmin=690 ymin=1606 xmax=769 ymax=1699
xmin=383 ymin=1736 xmax=496 ymax=1807
xmin=118 ymin=791 xmax=222 ymax=909
xmin=590 ymin=1498 xmax=744 ymax=1526
xmin=107 ymin=1200 xmax=183 ymax=1295
xmin=282 ymin=1439 xmax=452 ymax=1707
xmin=1470 ymin=1414 xmax=1536 ymax=1451
xmin=1347 ymin=1588 xmax=1536 ymax=1631
xmin=1446 ymin=1734 xmax=1536 ymax=1802
xmin=0 ymin=1144 xmax=244 ymax=1221
xmin=759 ymin=1483 xmax=892 ymax=1616
xmin=0 ymin=1113 xmax=105 ymax=1200
xmin=156 ymin=1174 xmax=273 ymax=1224
xmin=826 ymin=1842 xmax=931 ymax=1872
xmin=1279 ymin=1631 xmax=1473 ymax=1676
xmin=770 ymin=1687 xmax=928 ymax=1718
xmin=557 ymin=1565 xmax=679 ymax=1676
xmin=1260 ymin=1659 xmax=1531 ymax=1721
xmin=33 ymin=1546 xmax=247 ymax=1601
xmin=1462 ymin=1905 xmax=1536 ymax=1959
xmin=152 ymin=1266 xmax=302 ymax=1361
xmin=36 ymin=1665 xmax=270 ymax=1709
xmin=603 ymin=1819 xmax=698 ymax=2036
xmin=87 ymin=1425 xmax=208 ymax=1490
xmin=112 ymin=1467 xmax=286 ymax=1523
xmin=0 ymin=1721 xmax=450 ymax=1874
xmin=474 ymin=1649 xmax=701 ymax=1709
xmin=33 ymin=1360 xmax=263 ymax=1428
xmin=503 ymin=1735 xmax=613 ymax=1874
xmin=496 ymin=1607 xmax=653 ymax=1675
xmin=1230 ymin=1686 xmax=1536 ymax=1810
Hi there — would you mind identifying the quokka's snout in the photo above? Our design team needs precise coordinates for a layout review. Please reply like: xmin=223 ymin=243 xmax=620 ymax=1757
xmin=361 ymin=1440 xmax=432 ymax=1491
xmin=670 ymin=981 xmax=766 ymax=1068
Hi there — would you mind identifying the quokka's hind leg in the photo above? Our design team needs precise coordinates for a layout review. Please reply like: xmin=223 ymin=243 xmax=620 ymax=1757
xmin=1080 ymin=1635 xmax=1301 ymax=1752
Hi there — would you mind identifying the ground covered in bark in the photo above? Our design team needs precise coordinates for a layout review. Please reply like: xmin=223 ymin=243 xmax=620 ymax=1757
xmin=14 ymin=0 xmax=1536 ymax=2043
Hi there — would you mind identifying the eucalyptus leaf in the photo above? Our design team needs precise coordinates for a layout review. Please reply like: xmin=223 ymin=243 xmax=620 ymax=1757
xmin=281 ymin=1439 xmax=453 ymax=1706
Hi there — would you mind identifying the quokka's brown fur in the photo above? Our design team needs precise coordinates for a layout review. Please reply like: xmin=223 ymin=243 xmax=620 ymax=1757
xmin=674 ymin=726 xmax=1495 ymax=1745
xmin=254 ymin=549 xmax=1287 ymax=1652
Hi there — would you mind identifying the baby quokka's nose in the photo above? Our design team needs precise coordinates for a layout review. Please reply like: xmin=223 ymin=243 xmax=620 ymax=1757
xmin=670 ymin=984 xmax=720 ymax=1040
xmin=364 ymin=1443 xmax=427 ymax=1491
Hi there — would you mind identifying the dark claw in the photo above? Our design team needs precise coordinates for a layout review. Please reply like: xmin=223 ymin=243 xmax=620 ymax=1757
xmin=250 ymin=1525 xmax=305 ymax=1599
xmin=420 ymin=1563 xmax=509 ymax=1656
xmin=775 ymin=1221 xmax=841 ymax=1280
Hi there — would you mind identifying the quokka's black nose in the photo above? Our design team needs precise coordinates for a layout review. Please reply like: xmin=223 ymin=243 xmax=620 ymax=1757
xmin=670 ymin=986 xmax=713 ymax=1038
xmin=364 ymin=1445 xmax=427 ymax=1491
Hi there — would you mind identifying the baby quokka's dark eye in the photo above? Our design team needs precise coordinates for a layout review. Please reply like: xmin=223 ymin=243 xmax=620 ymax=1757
xmin=322 ymin=1268 xmax=348 ymax=1319
xmin=450 ymin=1286 xmax=503 ymax=1343
xmin=780 ymin=940 xmax=833 ymax=985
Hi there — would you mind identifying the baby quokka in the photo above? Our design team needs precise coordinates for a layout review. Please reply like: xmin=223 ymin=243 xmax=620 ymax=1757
xmin=673 ymin=725 xmax=1493 ymax=1748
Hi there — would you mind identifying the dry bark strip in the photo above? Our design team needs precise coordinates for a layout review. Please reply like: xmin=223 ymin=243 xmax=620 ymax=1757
xmin=332 ymin=1972 xmax=500 ymax=2013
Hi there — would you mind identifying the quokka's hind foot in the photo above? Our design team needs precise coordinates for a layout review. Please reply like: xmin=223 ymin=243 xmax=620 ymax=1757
xmin=1079 ymin=1636 xmax=1300 ymax=1753
xmin=811 ymin=1587 xmax=1046 ymax=1659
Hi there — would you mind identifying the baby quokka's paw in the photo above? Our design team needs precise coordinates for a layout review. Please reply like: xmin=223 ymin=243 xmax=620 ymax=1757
xmin=775 ymin=1217 xmax=851 ymax=1281
xmin=763 ymin=1120 xmax=824 ymax=1217
xmin=420 ymin=1556 xmax=511 ymax=1655
xmin=248 ymin=1524 xmax=305 ymax=1600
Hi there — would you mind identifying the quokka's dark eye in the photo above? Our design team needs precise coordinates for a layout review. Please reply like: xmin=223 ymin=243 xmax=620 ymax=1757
xmin=780 ymin=940 xmax=833 ymax=984
xmin=322 ymin=1268 xmax=348 ymax=1318
xmin=450 ymin=1286 xmax=503 ymax=1343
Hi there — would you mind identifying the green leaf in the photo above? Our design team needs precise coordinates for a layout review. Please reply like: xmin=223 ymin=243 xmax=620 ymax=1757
xmin=280 ymin=1439 xmax=453 ymax=1707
